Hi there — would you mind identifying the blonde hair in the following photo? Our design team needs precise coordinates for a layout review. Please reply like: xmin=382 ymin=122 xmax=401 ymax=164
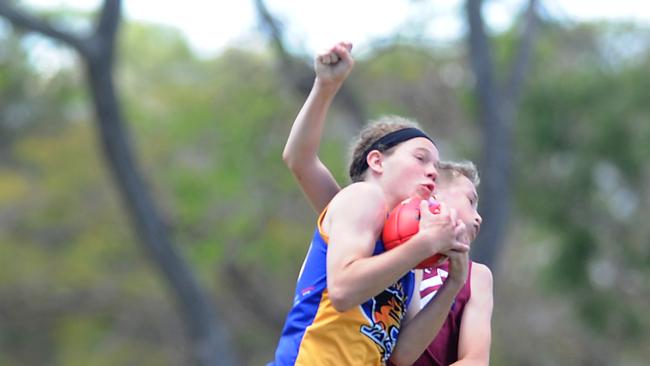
xmin=348 ymin=115 xmax=422 ymax=182
xmin=437 ymin=160 xmax=480 ymax=187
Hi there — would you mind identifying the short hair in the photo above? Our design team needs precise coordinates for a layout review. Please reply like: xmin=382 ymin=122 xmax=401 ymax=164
xmin=348 ymin=115 xmax=422 ymax=182
xmin=436 ymin=160 xmax=480 ymax=187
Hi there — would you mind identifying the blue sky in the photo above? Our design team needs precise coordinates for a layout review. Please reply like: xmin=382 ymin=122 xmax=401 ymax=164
xmin=21 ymin=0 xmax=650 ymax=58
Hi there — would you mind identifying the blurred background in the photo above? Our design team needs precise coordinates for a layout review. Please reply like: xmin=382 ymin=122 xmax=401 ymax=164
xmin=1 ymin=0 xmax=649 ymax=365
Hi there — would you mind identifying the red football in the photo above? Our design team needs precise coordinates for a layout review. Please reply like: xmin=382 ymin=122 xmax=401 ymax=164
xmin=382 ymin=197 xmax=444 ymax=269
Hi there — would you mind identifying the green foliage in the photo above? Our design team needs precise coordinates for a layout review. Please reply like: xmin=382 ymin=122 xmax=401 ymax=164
xmin=356 ymin=44 xmax=477 ymax=158
xmin=2 ymin=9 xmax=650 ymax=366
xmin=118 ymin=34 xmax=313 ymax=271
xmin=0 ymin=122 xmax=182 ymax=364
xmin=516 ymin=20 xmax=650 ymax=351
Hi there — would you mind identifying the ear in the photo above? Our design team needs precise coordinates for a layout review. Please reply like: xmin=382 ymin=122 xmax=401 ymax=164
xmin=366 ymin=150 xmax=384 ymax=174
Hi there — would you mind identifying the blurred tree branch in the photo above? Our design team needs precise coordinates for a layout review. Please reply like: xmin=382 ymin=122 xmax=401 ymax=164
xmin=0 ymin=0 xmax=88 ymax=54
xmin=253 ymin=0 xmax=366 ymax=129
xmin=0 ymin=1 xmax=237 ymax=364
xmin=466 ymin=0 xmax=539 ymax=270
xmin=506 ymin=0 xmax=539 ymax=105
xmin=224 ymin=263 xmax=287 ymax=330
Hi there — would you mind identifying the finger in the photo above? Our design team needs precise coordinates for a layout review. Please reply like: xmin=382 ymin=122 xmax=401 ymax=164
xmin=447 ymin=246 xmax=469 ymax=258
xmin=335 ymin=44 xmax=354 ymax=66
xmin=454 ymin=242 xmax=470 ymax=252
xmin=331 ymin=52 xmax=340 ymax=63
xmin=436 ymin=254 xmax=448 ymax=265
xmin=435 ymin=202 xmax=455 ymax=225
xmin=317 ymin=47 xmax=332 ymax=60
xmin=445 ymin=250 xmax=461 ymax=261
xmin=428 ymin=197 xmax=441 ymax=214
xmin=448 ymin=207 xmax=458 ymax=223
xmin=454 ymin=220 xmax=466 ymax=237
xmin=419 ymin=199 xmax=434 ymax=219
xmin=340 ymin=41 xmax=353 ymax=52
xmin=438 ymin=201 xmax=450 ymax=216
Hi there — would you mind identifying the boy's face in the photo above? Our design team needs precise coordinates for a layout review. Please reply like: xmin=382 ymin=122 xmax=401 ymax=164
xmin=436 ymin=176 xmax=482 ymax=244
xmin=379 ymin=137 xmax=439 ymax=203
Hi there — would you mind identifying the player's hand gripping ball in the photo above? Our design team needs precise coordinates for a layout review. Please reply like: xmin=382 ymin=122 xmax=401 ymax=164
xmin=382 ymin=197 xmax=445 ymax=269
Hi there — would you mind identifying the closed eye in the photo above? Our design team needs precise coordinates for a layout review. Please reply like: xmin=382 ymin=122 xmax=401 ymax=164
xmin=413 ymin=147 xmax=436 ymax=164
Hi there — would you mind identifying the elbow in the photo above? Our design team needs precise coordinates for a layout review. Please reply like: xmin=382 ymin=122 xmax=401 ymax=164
xmin=281 ymin=147 xmax=294 ymax=169
xmin=327 ymin=285 xmax=354 ymax=312
xmin=281 ymin=147 xmax=302 ymax=175
xmin=387 ymin=351 xmax=412 ymax=366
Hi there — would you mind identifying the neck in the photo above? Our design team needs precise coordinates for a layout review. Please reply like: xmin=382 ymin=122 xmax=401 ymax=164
xmin=364 ymin=172 xmax=406 ymax=211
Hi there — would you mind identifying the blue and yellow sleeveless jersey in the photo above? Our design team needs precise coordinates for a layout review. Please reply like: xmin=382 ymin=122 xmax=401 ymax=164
xmin=270 ymin=209 xmax=415 ymax=366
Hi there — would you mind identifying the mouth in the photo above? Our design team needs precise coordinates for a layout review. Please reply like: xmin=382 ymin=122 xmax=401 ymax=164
xmin=472 ymin=224 xmax=480 ymax=239
xmin=420 ymin=183 xmax=435 ymax=196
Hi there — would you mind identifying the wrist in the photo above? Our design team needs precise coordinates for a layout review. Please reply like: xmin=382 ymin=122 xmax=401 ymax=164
xmin=442 ymin=275 xmax=465 ymax=290
xmin=314 ymin=77 xmax=343 ymax=94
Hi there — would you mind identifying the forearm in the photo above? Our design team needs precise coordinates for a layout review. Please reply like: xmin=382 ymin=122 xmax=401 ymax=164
xmin=328 ymin=242 xmax=427 ymax=311
xmin=450 ymin=358 xmax=487 ymax=366
xmin=282 ymin=79 xmax=341 ymax=169
xmin=389 ymin=278 xmax=464 ymax=366
xmin=451 ymin=264 xmax=493 ymax=366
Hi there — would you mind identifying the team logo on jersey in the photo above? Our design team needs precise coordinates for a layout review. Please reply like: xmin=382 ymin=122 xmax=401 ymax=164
xmin=359 ymin=282 xmax=408 ymax=361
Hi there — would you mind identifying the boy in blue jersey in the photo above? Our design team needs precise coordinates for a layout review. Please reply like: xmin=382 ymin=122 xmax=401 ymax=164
xmin=282 ymin=42 xmax=494 ymax=366
xmin=270 ymin=42 xmax=470 ymax=366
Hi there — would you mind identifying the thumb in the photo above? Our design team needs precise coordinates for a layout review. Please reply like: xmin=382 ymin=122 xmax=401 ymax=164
xmin=454 ymin=220 xmax=467 ymax=237
xmin=337 ymin=44 xmax=354 ymax=65
xmin=448 ymin=207 xmax=458 ymax=223
xmin=419 ymin=199 xmax=434 ymax=220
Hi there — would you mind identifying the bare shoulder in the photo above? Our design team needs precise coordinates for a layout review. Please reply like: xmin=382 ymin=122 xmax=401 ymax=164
xmin=329 ymin=182 xmax=386 ymax=212
xmin=470 ymin=262 xmax=494 ymax=295
xmin=324 ymin=182 xmax=387 ymax=229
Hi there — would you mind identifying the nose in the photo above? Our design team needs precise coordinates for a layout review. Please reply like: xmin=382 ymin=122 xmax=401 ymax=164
xmin=427 ymin=163 xmax=438 ymax=182
xmin=474 ymin=212 xmax=483 ymax=235
xmin=473 ymin=214 xmax=482 ymax=237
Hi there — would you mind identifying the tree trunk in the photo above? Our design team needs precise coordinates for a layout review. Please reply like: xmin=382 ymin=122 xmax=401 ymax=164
xmin=0 ymin=1 xmax=238 ymax=363
xmin=465 ymin=0 xmax=538 ymax=270
xmin=84 ymin=52 xmax=236 ymax=366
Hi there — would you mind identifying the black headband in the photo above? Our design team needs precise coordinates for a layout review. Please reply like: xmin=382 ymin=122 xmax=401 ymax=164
xmin=358 ymin=127 xmax=434 ymax=173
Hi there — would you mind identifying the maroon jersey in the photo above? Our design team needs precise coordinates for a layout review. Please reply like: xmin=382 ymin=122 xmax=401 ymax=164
xmin=412 ymin=261 xmax=473 ymax=366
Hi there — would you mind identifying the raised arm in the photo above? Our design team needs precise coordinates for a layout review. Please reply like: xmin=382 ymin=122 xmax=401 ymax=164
xmin=282 ymin=41 xmax=354 ymax=212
